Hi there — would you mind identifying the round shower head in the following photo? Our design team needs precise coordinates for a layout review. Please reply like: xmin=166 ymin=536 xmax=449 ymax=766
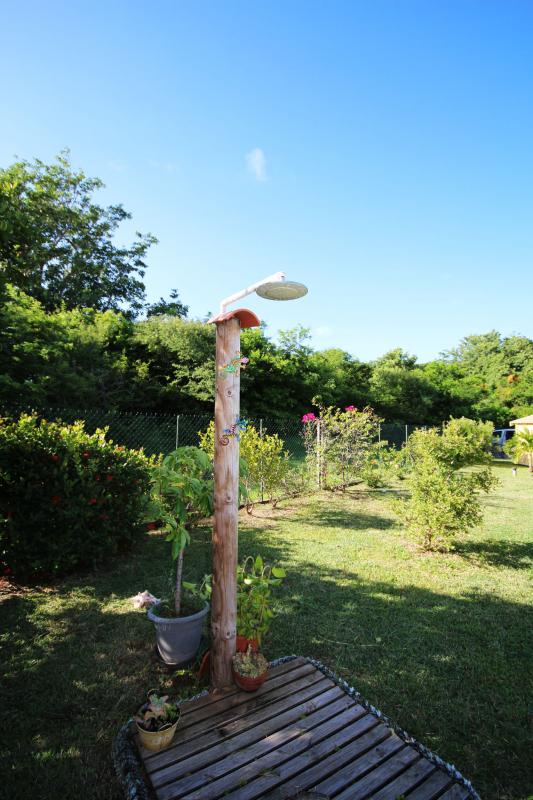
xmin=255 ymin=280 xmax=308 ymax=302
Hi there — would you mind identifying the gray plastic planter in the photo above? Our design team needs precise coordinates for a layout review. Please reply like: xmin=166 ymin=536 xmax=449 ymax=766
xmin=148 ymin=603 xmax=209 ymax=665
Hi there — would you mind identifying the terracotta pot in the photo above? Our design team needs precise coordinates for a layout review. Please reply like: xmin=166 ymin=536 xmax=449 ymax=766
xmin=198 ymin=649 xmax=210 ymax=680
xmin=236 ymin=635 xmax=259 ymax=653
xmin=232 ymin=667 xmax=268 ymax=692
xmin=136 ymin=716 xmax=179 ymax=752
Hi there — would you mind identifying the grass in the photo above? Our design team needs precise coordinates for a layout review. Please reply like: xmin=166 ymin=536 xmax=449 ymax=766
xmin=1 ymin=461 xmax=532 ymax=800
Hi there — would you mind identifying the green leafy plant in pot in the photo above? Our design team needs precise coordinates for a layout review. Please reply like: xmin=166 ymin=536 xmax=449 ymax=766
xmin=146 ymin=447 xmax=214 ymax=665
xmin=135 ymin=691 xmax=180 ymax=752
xmin=232 ymin=645 xmax=269 ymax=692
xmin=236 ymin=555 xmax=286 ymax=652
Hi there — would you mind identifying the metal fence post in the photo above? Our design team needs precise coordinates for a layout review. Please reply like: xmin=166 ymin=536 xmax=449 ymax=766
xmin=259 ymin=418 xmax=264 ymax=502
xmin=316 ymin=419 xmax=321 ymax=489
xmin=405 ymin=424 xmax=408 ymax=444
xmin=175 ymin=414 xmax=180 ymax=449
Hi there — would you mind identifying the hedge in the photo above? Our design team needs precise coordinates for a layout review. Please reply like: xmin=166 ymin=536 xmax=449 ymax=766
xmin=0 ymin=414 xmax=154 ymax=578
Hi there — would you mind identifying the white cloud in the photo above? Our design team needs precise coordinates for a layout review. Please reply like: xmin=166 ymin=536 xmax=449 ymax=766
xmin=246 ymin=148 xmax=267 ymax=182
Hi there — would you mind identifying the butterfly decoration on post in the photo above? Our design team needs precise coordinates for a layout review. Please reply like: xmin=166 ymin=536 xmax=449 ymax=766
xmin=219 ymin=353 xmax=249 ymax=379
xmin=220 ymin=416 xmax=248 ymax=446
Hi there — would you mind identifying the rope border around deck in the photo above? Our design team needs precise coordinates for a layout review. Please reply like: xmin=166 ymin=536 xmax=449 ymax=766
xmin=272 ymin=655 xmax=481 ymax=800
xmin=113 ymin=655 xmax=480 ymax=800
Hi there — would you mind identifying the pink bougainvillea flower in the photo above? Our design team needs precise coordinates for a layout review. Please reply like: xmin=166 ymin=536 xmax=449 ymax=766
xmin=89 ymin=497 xmax=98 ymax=505
xmin=301 ymin=412 xmax=317 ymax=423
xmin=146 ymin=521 xmax=157 ymax=531
xmin=51 ymin=495 xmax=62 ymax=505
xmin=345 ymin=405 xmax=357 ymax=412
xmin=95 ymin=474 xmax=101 ymax=481
xmin=106 ymin=474 xmax=113 ymax=482
xmin=51 ymin=454 xmax=60 ymax=463
xmin=82 ymin=451 xmax=90 ymax=459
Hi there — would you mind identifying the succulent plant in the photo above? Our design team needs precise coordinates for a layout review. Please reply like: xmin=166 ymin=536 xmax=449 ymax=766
xmin=232 ymin=646 xmax=268 ymax=678
xmin=135 ymin=691 xmax=180 ymax=732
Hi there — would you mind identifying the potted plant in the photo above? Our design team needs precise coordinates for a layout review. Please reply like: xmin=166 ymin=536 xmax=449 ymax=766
xmin=135 ymin=691 xmax=180 ymax=752
xmin=236 ymin=555 xmax=286 ymax=652
xmin=232 ymin=646 xmax=269 ymax=692
xmin=146 ymin=448 xmax=214 ymax=665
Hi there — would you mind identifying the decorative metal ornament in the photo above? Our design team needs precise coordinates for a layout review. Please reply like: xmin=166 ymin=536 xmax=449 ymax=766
xmin=219 ymin=353 xmax=249 ymax=379
xmin=219 ymin=416 xmax=248 ymax=446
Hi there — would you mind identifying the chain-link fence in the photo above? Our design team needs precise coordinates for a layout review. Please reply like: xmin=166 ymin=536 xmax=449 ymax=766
xmin=379 ymin=423 xmax=420 ymax=449
xmin=0 ymin=406 xmax=422 ymax=458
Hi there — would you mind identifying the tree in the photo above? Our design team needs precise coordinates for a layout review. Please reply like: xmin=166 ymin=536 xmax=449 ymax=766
xmin=146 ymin=289 xmax=188 ymax=318
xmin=505 ymin=430 xmax=533 ymax=472
xmin=0 ymin=151 xmax=157 ymax=316
xmin=130 ymin=315 xmax=215 ymax=411
xmin=369 ymin=349 xmax=439 ymax=424
xmin=445 ymin=332 xmax=533 ymax=425
xmin=277 ymin=325 xmax=312 ymax=357
xmin=0 ymin=285 xmax=135 ymax=409
xmin=396 ymin=418 xmax=497 ymax=550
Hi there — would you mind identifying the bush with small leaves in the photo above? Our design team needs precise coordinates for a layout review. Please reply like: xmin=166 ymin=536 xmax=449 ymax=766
xmin=395 ymin=418 xmax=497 ymax=550
xmin=199 ymin=421 xmax=291 ymax=508
xmin=0 ymin=414 xmax=153 ymax=578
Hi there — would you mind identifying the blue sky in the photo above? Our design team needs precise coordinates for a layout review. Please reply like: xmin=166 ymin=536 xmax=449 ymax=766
xmin=2 ymin=0 xmax=532 ymax=362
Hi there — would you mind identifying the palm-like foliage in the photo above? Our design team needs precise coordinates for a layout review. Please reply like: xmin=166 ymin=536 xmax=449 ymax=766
xmin=505 ymin=430 xmax=533 ymax=472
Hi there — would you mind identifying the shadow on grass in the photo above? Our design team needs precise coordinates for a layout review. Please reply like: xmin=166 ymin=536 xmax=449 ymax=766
xmin=262 ymin=560 xmax=532 ymax=800
xmin=0 ymin=594 xmax=156 ymax=800
xmin=0 ymin=527 xmax=215 ymax=800
xmin=238 ymin=507 xmax=532 ymax=798
xmin=454 ymin=538 xmax=533 ymax=570
xmin=291 ymin=507 xmax=396 ymax=532
xmin=1 ymin=512 xmax=532 ymax=800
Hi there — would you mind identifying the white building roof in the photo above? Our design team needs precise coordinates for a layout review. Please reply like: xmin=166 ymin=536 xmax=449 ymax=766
xmin=510 ymin=414 xmax=533 ymax=425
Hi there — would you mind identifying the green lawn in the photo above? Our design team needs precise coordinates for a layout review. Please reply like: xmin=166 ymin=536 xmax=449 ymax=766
xmin=1 ymin=462 xmax=532 ymax=799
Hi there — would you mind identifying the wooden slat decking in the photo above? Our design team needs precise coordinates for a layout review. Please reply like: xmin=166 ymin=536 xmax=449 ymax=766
xmin=134 ymin=657 xmax=472 ymax=800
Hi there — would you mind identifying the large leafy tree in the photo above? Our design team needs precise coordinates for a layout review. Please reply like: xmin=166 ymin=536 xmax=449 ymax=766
xmin=0 ymin=151 xmax=157 ymax=316
xmin=369 ymin=349 xmax=439 ymax=423
xmin=146 ymin=289 xmax=189 ymax=318
xmin=130 ymin=315 xmax=215 ymax=411
xmin=0 ymin=285 xmax=135 ymax=408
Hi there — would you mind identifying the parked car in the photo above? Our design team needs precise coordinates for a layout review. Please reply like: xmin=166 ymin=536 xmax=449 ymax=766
xmin=492 ymin=428 xmax=515 ymax=458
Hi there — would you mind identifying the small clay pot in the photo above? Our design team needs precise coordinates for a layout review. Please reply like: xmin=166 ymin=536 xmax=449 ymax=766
xmin=236 ymin=635 xmax=259 ymax=653
xmin=232 ymin=667 xmax=268 ymax=692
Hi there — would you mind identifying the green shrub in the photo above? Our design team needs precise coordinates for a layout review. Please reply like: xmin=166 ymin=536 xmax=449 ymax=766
xmin=360 ymin=442 xmax=396 ymax=488
xmin=199 ymin=420 xmax=291 ymax=507
xmin=0 ymin=414 xmax=153 ymax=578
xmin=395 ymin=418 xmax=497 ymax=550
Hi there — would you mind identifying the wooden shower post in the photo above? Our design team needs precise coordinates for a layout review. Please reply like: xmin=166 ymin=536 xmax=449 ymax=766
xmin=211 ymin=316 xmax=241 ymax=689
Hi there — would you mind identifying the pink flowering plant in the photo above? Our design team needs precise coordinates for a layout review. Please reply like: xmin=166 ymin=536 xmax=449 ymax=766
xmin=302 ymin=402 xmax=382 ymax=489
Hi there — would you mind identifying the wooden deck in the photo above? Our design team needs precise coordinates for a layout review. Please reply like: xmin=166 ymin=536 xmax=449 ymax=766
xmin=135 ymin=657 xmax=473 ymax=800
